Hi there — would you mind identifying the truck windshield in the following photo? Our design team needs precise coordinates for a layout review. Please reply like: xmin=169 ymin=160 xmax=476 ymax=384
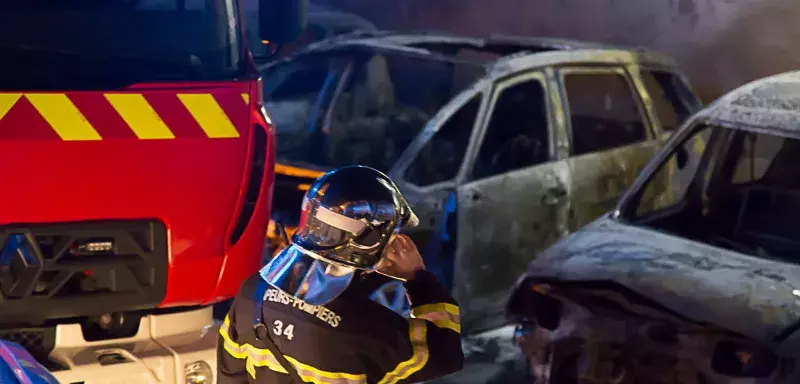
xmin=0 ymin=0 xmax=243 ymax=91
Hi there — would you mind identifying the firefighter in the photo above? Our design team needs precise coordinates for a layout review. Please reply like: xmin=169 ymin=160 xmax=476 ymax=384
xmin=218 ymin=165 xmax=464 ymax=384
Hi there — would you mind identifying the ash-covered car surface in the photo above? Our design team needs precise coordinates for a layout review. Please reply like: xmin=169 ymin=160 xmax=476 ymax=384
xmin=507 ymin=70 xmax=800 ymax=383
xmin=260 ymin=30 xmax=702 ymax=333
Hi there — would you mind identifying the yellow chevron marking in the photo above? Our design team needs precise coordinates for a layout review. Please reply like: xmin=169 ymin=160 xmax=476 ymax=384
xmin=105 ymin=94 xmax=175 ymax=139
xmin=26 ymin=94 xmax=102 ymax=141
xmin=177 ymin=94 xmax=240 ymax=138
xmin=0 ymin=93 xmax=21 ymax=120
xmin=241 ymin=93 xmax=249 ymax=104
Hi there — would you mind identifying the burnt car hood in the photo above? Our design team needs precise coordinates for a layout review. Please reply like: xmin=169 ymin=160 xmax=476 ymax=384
xmin=525 ymin=216 xmax=800 ymax=344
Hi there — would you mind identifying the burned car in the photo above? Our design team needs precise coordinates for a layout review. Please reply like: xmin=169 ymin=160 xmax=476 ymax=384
xmin=245 ymin=2 xmax=377 ymax=60
xmin=261 ymin=31 xmax=701 ymax=331
xmin=506 ymin=70 xmax=800 ymax=383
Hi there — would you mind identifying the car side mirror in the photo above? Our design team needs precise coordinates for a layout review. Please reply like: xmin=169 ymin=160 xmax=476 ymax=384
xmin=259 ymin=0 xmax=309 ymax=44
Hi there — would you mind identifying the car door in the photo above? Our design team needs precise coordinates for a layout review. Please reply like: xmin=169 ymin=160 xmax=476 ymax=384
xmin=558 ymin=66 xmax=661 ymax=229
xmin=452 ymin=71 xmax=569 ymax=333
xmin=389 ymin=88 xmax=490 ymax=291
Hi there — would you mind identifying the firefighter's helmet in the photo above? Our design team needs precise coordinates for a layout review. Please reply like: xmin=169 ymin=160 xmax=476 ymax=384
xmin=260 ymin=165 xmax=418 ymax=305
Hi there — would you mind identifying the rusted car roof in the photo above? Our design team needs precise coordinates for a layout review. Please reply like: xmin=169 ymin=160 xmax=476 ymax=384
xmin=696 ymin=70 xmax=800 ymax=137
xmin=259 ymin=30 xmax=679 ymax=75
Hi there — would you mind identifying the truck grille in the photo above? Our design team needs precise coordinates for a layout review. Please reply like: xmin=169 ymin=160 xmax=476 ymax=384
xmin=0 ymin=220 xmax=168 ymax=326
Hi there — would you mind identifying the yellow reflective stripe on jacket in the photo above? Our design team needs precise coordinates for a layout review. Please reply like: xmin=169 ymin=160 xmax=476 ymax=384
xmin=411 ymin=303 xmax=461 ymax=334
xmin=219 ymin=316 xmax=367 ymax=384
xmin=378 ymin=319 xmax=429 ymax=384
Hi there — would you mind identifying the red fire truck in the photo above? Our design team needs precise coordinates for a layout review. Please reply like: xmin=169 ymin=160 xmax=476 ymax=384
xmin=0 ymin=0 xmax=306 ymax=382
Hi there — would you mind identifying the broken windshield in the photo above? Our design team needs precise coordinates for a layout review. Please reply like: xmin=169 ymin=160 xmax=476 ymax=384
xmin=263 ymin=52 xmax=485 ymax=173
xmin=622 ymin=123 xmax=800 ymax=263
xmin=0 ymin=0 xmax=243 ymax=90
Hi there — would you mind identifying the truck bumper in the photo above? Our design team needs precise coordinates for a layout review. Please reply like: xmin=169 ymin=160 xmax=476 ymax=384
xmin=49 ymin=307 xmax=219 ymax=384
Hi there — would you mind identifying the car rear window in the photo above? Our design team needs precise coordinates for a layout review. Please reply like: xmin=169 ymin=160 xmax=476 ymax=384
xmin=564 ymin=71 xmax=648 ymax=155
xmin=640 ymin=70 xmax=697 ymax=132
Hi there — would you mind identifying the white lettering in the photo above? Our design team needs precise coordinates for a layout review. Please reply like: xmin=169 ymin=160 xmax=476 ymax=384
xmin=272 ymin=320 xmax=295 ymax=340
xmin=264 ymin=289 xmax=341 ymax=328
xmin=283 ymin=324 xmax=295 ymax=340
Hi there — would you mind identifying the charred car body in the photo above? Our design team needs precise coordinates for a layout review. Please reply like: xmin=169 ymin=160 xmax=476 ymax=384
xmin=507 ymin=70 xmax=800 ymax=383
xmin=246 ymin=2 xmax=377 ymax=60
xmin=260 ymin=31 xmax=701 ymax=332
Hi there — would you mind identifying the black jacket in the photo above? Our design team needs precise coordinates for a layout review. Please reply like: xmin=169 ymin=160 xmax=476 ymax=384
xmin=217 ymin=270 xmax=464 ymax=383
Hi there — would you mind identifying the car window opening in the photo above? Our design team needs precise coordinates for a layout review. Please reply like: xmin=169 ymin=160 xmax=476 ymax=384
xmin=623 ymin=123 xmax=800 ymax=263
xmin=564 ymin=71 xmax=648 ymax=155
xmin=471 ymin=78 xmax=550 ymax=181
xmin=404 ymin=94 xmax=482 ymax=186
xmin=640 ymin=70 xmax=697 ymax=132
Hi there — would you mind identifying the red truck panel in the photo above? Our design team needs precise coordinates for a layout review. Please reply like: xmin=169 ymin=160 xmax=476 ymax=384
xmin=0 ymin=80 xmax=272 ymax=310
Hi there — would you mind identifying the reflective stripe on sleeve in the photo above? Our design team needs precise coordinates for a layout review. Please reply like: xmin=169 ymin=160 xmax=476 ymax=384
xmin=410 ymin=303 xmax=461 ymax=334
xmin=219 ymin=316 xmax=367 ymax=384
xmin=378 ymin=319 xmax=429 ymax=384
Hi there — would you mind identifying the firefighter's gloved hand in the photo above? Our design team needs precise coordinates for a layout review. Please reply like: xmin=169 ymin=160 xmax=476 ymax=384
xmin=377 ymin=234 xmax=425 ymax=281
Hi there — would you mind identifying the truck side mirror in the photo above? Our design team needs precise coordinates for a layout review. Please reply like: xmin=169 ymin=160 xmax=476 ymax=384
xmin=259 ymin=0 xmax=309 ymax=44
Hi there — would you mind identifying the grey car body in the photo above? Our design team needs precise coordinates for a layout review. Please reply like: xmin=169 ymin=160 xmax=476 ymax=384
xmin=509 ymin=70 xmax=800 ymax=383
xmin=260 ymin=31 xmax=701 ymax=334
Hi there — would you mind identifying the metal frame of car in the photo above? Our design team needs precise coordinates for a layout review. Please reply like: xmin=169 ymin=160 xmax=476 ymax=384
xmin=261 ymin=33 xmax=689 ymax=190
xmin=505 ymin=73 xmax=800 ymax=384
xmin=261 ymin=31 xmax=696 ymax=331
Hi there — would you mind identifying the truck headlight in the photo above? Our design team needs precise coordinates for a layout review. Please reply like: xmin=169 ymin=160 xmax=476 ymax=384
xmin=185 ymin=361 xmax=213 ymax=384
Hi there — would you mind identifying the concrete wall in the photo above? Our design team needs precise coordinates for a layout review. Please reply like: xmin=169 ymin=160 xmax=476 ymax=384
xmin=320 ymin=0 xmax=800 ymax=103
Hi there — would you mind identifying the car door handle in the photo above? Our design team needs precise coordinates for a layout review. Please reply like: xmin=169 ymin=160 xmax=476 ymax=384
xmin=542 ymin=187 xmax=567 ymax=206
